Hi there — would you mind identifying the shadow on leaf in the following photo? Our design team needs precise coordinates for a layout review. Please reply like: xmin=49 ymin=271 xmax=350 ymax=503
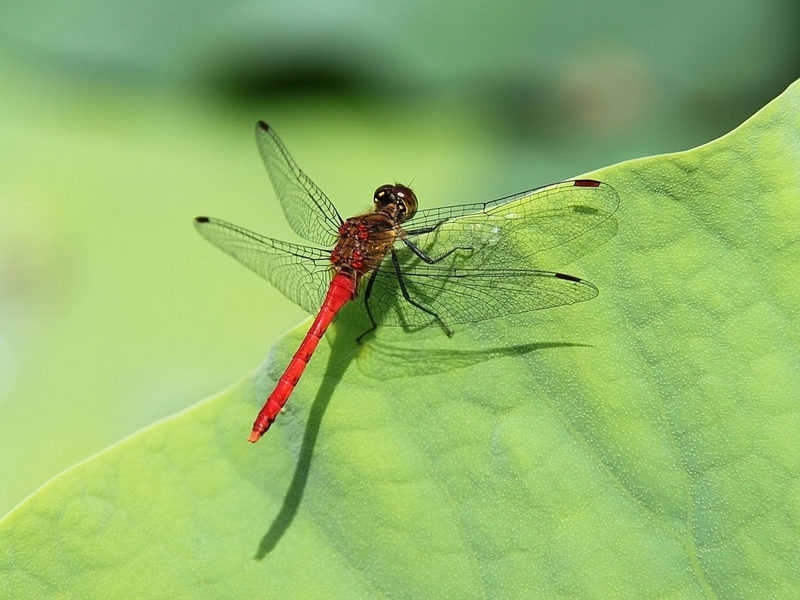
xmin=254 ymin=305 xmax=589 ymax=558
xmin=254 ymin=320 xmax=360 ymax=559
xmin=356 ymin=338 xmax=588 ymax=380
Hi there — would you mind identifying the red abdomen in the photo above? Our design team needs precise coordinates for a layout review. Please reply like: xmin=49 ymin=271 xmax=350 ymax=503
xmin=249 ymin=272 xmax=356 ymax=442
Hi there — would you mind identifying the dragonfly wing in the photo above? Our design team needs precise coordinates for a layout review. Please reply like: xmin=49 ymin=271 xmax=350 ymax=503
xmin=360 ymin=261 xmax=598 ymax=328
xmin=255 ymin=122 xmax=344 ymax=246
xmin=195 ymin=217 xmax=332 ymax=314
xmin=402 ymin=179 xmax=619 ymax=269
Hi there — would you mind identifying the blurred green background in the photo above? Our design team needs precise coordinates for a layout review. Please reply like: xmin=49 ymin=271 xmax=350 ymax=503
xmin=1 ymin=0 xmax=798 ymax=517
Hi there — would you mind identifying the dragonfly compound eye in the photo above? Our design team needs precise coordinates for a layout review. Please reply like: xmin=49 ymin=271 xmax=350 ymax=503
xmin=373 ymin=184 xmax=418 ymax=222
xmin=374 ymin=185 xmax=393 ymax=205
xmin=394 ymin=185 xmax=418 ymax=221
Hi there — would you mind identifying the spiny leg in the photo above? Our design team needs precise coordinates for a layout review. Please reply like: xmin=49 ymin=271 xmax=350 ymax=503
xmin=403 ymin=219 xmax=472 ymax=263
xmin=356 ymin=272 xmax=379 ymax=344
xmin=403 ymin=220 xmax=448 ymax=236
xmin=402 ymin=237 xmax=472 ymax=264
xmin=391 ymin=250 xmax=453 ymax=337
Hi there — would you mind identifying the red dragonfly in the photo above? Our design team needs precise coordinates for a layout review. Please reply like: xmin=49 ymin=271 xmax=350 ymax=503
xmin=195 ymin=122 xmax=619 ymax=442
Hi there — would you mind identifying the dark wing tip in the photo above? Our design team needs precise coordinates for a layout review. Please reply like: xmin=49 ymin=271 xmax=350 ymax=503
xmin=256 ymin=121 xmax=270 ymax=131
xmin=554 ymin=272 xmax=582 ymax=282
xmin=195 ymin=216 xmax=210 ymax=224
xmin=573 ymin=179 xmax=602 ymax=188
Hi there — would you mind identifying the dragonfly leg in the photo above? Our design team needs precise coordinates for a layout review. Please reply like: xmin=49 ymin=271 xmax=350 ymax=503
xmin=356 ymin=273 xmax=379 ymax=344
xmin=391 ymin=251 xmax=453 ymax=336
xmin=403 ymin=219 xmax=447 ymax=236
xmin=402 ymin=238 xmax=472 ymax=264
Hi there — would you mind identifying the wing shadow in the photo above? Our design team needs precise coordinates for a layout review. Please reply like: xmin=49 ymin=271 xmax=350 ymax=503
xmin=255 ymin=306 xmax=590 ymax=558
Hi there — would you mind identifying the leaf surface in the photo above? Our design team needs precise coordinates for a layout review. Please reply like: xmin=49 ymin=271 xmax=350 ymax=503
xmin=2 ymin=81 xmax=799 ymax=599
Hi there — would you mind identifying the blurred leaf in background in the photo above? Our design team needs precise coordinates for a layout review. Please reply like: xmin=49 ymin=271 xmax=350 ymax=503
xmin=0 ymin=0 xmax=798 ymax=520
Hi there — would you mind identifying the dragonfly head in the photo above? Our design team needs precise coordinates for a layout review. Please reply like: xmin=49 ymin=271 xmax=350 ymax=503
xmin=373 ymin=184 xmax=418 ymax=223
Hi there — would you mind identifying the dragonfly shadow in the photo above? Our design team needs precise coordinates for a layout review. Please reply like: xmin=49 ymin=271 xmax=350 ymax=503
xmin=254 ymin=321 xmax=360 ymax=560
xmin=357 ymin=337 xmax=589 ymax=381
xmin=254 ymin=310 xmax=591 ymax=558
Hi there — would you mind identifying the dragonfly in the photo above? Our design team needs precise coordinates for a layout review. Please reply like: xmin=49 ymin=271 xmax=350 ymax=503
xmin=195 ymin=122 xmax=619 ymax=443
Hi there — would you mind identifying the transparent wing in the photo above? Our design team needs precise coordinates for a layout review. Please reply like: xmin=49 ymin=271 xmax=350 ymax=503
xmin=194 ymin=217 xmax=332 ymax=314
xmin=255 ymin=122 xmax=343 ymax=246
xmin=360 ymin=262 xmax=598 ymax=328
xmin=402 ymin=179 xmax=619 ymax=269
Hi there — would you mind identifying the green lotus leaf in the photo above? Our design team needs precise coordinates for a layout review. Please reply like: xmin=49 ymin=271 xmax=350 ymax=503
xmin=2 ymin=80 xmax=799 ymax=599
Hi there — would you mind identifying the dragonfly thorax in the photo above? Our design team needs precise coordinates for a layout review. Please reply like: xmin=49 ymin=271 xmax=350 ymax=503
xmin=373 ymin=184 xmax=417 ymax=223
xmin=331 ymin=214 xmax=398 ymax=274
